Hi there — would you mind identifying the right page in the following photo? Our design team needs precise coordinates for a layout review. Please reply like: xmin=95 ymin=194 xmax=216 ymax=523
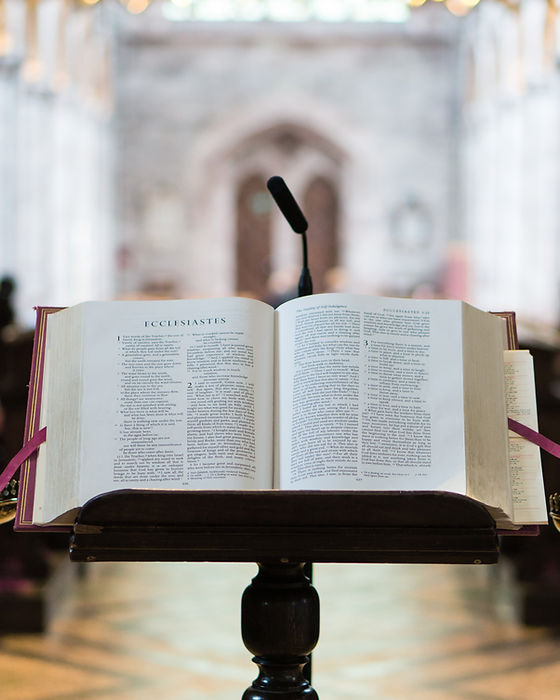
xmin=503 ymin=349 xmax=547 ymax=525
xmin=274 ymin=294 xmax=470 ymax=493
xmin=461 ymin=303 xmax=512 ymax=524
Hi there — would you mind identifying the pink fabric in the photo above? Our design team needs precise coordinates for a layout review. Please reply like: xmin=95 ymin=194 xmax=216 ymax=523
xmin=508 ymin=418 xmax=560 ymax=459
xmin=0 ymin=427 xmax=47 ymax=493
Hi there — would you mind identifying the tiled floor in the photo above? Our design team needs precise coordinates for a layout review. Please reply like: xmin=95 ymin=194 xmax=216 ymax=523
xmin=1 ymin=559 xmax=560 ymax=699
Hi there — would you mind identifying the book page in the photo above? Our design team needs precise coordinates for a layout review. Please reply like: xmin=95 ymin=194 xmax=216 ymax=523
xmin=275 ymin=293 xmax=467 ymax=492
xmin=33 ymin=306 xmax=85 ymax=524
xmin=504 ymin=350 xmax=547 ymax=524
xmin=461 ymin=305 xmax=512 ymax=523
xmin=73 ymin=298 xmax=274 ymax=509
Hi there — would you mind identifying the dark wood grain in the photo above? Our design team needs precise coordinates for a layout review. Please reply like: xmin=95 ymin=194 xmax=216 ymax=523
xmin=241 ymin=562 xmax=319 ymax=699
xmin=70 ymin=490 xmax=498 ymax=564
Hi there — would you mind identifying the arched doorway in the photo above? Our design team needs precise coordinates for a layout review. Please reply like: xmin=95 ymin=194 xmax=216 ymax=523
xmin=186 ymin=97 xmax=370 ymax=299
xmin=235 ymin=174 xmax=272 ymax=300
xmin=303 ymin=176 xmax=339 ymax=293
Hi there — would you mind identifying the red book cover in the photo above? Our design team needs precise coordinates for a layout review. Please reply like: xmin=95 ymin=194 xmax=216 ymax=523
xmin=14 ymin=307 xmax=70 ymax=532
xmin=491 ymin=311 xmax=518 ymax=350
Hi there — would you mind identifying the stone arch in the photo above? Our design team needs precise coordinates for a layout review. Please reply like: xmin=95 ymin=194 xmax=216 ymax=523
xmin=182 ymin=94 xmax=376 ymax=298
xmin=230 ymin=122 xmax=344 ymax=300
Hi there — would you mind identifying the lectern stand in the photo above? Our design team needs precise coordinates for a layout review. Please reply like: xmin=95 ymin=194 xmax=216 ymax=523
xmin=70 ymin=489 xmax=498 ymax=699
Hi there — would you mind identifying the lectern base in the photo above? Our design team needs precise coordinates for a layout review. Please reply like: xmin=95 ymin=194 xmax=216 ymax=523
xmin=70 ymin=490 xmax=499 ymax=698
xmin=242 ymin=562 xmax=319 ymax=699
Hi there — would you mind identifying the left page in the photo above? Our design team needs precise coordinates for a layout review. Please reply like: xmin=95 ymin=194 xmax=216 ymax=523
xmin=34 ymin=297 xmax=275 ymax=525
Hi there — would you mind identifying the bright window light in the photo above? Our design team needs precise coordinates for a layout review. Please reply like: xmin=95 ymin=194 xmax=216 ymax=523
xmin=162 ymin=0 xmax=411 ymax=23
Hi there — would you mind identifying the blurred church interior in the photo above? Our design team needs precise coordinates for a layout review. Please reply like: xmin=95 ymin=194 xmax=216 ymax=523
xmin=2 ymin=0 xmax=560 ymax=697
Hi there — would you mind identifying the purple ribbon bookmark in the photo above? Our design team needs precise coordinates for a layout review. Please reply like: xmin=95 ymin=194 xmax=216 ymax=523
xmin=508 ymin=418 xmax=560 ymax=459
xmin=0 ymin=427 xmax=47 ymax=493
xmin=1 ymin=421 xmax=557 ymax=501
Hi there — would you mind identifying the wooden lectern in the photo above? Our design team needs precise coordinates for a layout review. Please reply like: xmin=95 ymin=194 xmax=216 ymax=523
xmin=70 ymin=489 xmax=498 ymax=699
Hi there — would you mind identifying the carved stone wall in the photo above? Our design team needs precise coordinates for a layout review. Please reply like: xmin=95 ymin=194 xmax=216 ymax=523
xmin=112 ymin=5 xmax=460 ymax=300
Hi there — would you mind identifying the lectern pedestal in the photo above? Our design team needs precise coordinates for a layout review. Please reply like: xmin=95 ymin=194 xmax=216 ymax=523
xmin=70 ymin=490 xmax=498 ymax=698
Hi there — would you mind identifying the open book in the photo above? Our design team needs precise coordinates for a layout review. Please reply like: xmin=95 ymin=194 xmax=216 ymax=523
xmin=15 ymin=293 xmax=547 ymax=531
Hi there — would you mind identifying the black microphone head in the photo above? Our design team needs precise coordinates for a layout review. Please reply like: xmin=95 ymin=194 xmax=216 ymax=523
xmin=266 ymin=176 xmax=308 ymax=234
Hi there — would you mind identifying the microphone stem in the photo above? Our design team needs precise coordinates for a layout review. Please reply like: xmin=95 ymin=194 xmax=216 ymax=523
xmin=301 ymin=231 xmax=309 ymax=269
xmin=298 ymin=232 xmax=313 ymax=297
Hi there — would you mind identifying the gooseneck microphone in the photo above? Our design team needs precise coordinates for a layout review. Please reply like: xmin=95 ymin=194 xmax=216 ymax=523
xmin=266 ymin=176 xmax=313 ymax=297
